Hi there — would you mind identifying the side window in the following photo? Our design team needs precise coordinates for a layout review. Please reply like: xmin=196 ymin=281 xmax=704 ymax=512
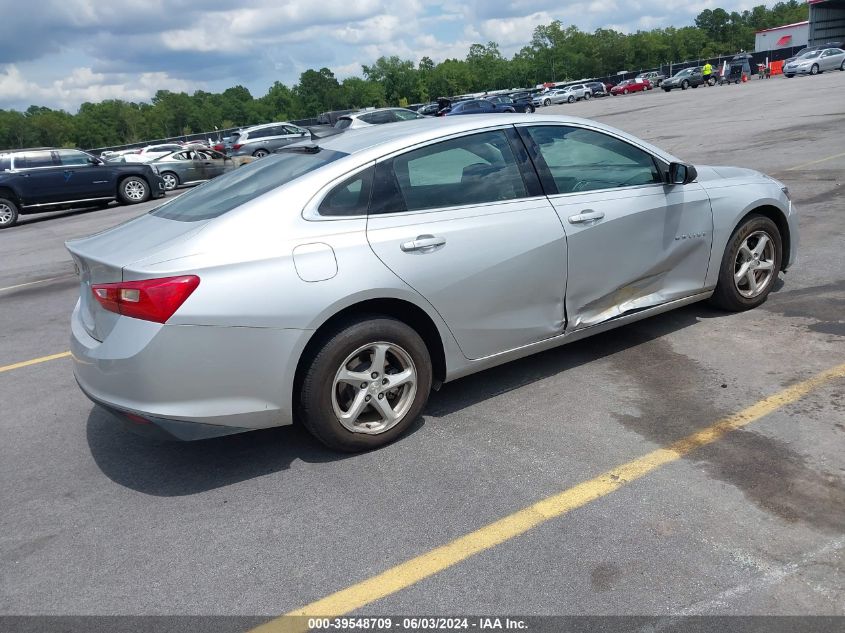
xmin=318 ymin=167 xmax=374 ymax=217
xmin=248 ymin=128 xmax=269 ymax=139
xmin=374 ymin=130 xmax=528 ymax=213
xmin=0 ymin=157 xmax=10 ymax=171
xmin=57 ymin=150 xmax=91 ymax=166
xmin=525 ymin=126 xmax=661 ymax=194
xmin=394 ymin=110 xmax=421 ymax=121
xmin=21 ymin=151 xmax=55 ymax=168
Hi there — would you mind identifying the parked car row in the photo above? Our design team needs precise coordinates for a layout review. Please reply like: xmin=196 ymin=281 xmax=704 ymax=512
xmin=783 ymin=47 xmax=845 ymax=77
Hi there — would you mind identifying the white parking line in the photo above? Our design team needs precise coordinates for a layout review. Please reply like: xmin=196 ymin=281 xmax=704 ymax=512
xmin=0 ymin=274 xmax=74 ymax=293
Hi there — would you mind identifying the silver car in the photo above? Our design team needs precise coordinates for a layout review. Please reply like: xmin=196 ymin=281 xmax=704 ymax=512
xmin=67 ymin=115 xmax=798 ymax=451
xmin=783 ymin=48 xmax=845 ymax=76
xmin=231 ymin=121 xmax=309 ymax=158
xmin=149 ymin=148 xmax=234 ymax=190
xmin=335 ymin=108 xmax=425 ymax=129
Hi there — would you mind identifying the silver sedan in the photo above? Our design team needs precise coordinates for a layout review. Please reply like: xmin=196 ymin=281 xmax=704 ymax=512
xmin=783 ymin=47 xmax=845 ymax=76
xmin=67 ymin=115 xmax=798 ymax=451
xmin=150 ymin=148 xmax=234 ymax=190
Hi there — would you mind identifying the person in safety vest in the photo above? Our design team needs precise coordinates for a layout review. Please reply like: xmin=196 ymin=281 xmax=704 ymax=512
xmin=702 ymin=62 xmax=713 ymax=85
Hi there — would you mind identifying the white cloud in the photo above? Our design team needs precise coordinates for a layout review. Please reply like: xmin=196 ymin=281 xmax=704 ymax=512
xmin=0 ymin=65 xmax=196 ymax=110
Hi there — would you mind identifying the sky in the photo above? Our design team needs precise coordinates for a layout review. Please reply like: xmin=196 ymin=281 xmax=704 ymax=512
xmin=0 ymin=0 xmax=764 ymax=111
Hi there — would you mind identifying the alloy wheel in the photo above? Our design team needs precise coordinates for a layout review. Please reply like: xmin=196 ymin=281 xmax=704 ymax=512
xmin=331 ymin=341 xmax=417 ymax=435
xmin=0 ymin=202 xmax=13 ymax=225
xmin=124 ymin=180 xmax=146 ymax=201
xmin=733 ymin=230 xmax=776 ymax=298
xmin=162 ymin=173 xmax=178 ymax=190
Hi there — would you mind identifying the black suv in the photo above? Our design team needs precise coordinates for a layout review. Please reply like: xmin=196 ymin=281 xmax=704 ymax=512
xmin=0 ymin=148 xmax=165 ymax=228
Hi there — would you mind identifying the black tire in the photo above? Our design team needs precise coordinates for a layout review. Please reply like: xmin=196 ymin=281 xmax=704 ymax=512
xmin=623 ymin=89 xmax=629 ymax=95
xmin=161 ymin=171 xmax=179 ymax=191
xmin=710 ymin=214 xmax=782 ymax=312
xmin=785 ymin=74 xmax=794 ymax=78
xmin=567 ymin=95 xmax=575 ymax=103
xmin=584 ymin=92 xmax=591 ymax=100
xmin=299 ymin=316 xmax=433 ymax=452
xmin=117 ymin=177 xmax=150 ymax=205
xmin=526 ymin=104 xmax=535 ymax=113
xmin=543 ymin=98 xmax=551 ymax=106
xmin=253 ymin=148 xmax=269 ymax=158
xmin=810 ymin=64 xmax=819 ymax=76
xmin=663 ymin=87 xmax=671 ymax=92
xmin=0 ymin=197 xmax=19 ymax=229
xmin=681 ymin=80 xmax=689 ymax=90
xmin=692 ymin=84 xmax=699 ymax=89
xmin=840 ymin=61 xmax=845 ymax=71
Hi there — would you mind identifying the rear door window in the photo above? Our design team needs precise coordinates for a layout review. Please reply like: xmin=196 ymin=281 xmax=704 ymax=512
xmin=370 ymin=130 xmax=528 ymax=214
xmin=20 ymin=151 xmax=55 ymax=168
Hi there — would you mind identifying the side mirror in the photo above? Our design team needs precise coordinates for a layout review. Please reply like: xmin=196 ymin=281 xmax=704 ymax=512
xmin=668 ymin=162 xmax=697 ymax=185
xmin=88 ymin=156 xmax=103 ymax=165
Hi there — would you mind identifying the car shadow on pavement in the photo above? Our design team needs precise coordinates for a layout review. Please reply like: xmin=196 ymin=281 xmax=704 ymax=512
xmin=425 ymin=304 xmax=705 ymax=417
xmin=84 ymin=407 xmax=392 ymax=496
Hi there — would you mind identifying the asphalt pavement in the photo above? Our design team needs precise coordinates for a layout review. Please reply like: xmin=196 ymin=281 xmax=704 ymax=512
xmin=1 ymin=72 xmax=843 ymax=628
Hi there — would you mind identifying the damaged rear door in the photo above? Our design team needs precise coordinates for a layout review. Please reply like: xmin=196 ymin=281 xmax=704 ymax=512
xmin=518 ymin=124 xmax=712 ymax=330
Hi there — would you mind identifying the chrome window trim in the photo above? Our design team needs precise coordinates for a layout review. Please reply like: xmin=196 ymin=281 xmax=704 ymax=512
xmin=21 ymin=196 xmax=114 ymax=209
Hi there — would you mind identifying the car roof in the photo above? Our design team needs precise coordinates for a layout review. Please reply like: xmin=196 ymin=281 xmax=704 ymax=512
xmin=351 ymin=107 xmax=417 ymax=118
xmin=296 ymin=113 xmax=681 ymax=166
xmin=242 ymin=121 xmax=292 ymax=132
xmin=0 ymin=147 xmax=55 ymax=154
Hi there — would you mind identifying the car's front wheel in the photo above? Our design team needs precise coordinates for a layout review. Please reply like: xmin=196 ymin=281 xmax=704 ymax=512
xmin=663 ymin=87 xmax=671 ymax=92
xmin=117 ymin=177 xmax=150 ymax=205
xmin=161 ymin=172 xmax=179 ymax=191
xmin=681 ymin=80 xmax=689 ymax=90
xmin=584 ymin=92 xmax=591 ymax=100
xmin=526 ymin=104 xmax=535 ymax=113
xmin=567 ymin=96 xmax=575 ymax=103
xmin=810 ymin=64 xmax=819 ymax=75
xmin=299 ymin=316 xmax=433 ymax=451
xmin=0 ymin=197 xmax=19 ymax=229
xmin=543 ymin=98 xmax=551 ymax=106
xmin=710 ymin=214 xmax=782 ymax=311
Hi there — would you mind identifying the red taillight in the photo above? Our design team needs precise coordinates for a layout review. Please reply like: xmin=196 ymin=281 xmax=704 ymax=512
xmin=91 ymin=275 xmax=200 ymax=323
xmin=232 ymin=143 xmax=242 ymax=150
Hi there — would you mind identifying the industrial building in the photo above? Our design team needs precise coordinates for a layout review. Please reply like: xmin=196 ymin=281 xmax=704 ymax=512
xmin=755 ymin=21 xmax=809 ymax=51
xmin=808 ymin=0 xmax=845 ymax=45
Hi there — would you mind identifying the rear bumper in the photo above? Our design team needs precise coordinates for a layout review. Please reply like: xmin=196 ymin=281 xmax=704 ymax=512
xmin=71 ymin=301 xmax=310 ymax=436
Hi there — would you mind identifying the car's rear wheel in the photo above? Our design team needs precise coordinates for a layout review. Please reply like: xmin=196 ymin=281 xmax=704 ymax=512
xmin=810 ymin=64 xmax=819 ymax=75
xmin=161 ymin=172 xmax=179 ymax=191
xmin=253 ymin=148 xmax=269 ymax=158
xmin=623 ymin=89 xmax=629 ymax=95
xmin=117 ymin=177 xmax=150 ymax=205
xmin=785 ymin=74 xmax=794 ymax=78
xmin=0 ymin=197 xmax=19 ymax=229
xmin=299 ymin=316 xmax=432 ymax=452
xmin=710 ymin=214 xmax=782 ymax=311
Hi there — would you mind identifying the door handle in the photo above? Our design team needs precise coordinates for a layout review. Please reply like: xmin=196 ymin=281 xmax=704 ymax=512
xmin=400 ymin=235 xmax=446 ymax=252
xmin=568 ymin=210 xmax=605 ymax=224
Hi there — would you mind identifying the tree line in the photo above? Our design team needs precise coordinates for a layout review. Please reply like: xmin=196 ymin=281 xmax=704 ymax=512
xmin=0 ymin=2 xmax=807 ymax=150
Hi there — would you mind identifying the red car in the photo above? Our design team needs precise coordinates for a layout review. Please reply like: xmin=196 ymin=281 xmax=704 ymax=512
xmin=610 ymin=78 xmax=652 ymax=95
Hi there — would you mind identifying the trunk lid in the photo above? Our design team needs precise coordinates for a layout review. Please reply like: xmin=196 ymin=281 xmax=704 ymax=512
xmin=66 ymin=213 xmax=208 ymax=341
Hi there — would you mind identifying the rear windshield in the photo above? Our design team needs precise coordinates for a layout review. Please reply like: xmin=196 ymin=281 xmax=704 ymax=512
xmin=335 ymin=118 xmax=353 ymax=129
xmin=151 ymin=148 xmax=348 ymax=222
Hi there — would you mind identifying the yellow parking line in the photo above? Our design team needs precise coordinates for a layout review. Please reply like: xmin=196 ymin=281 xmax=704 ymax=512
xmin=787 ymin=151 xmax=845 ymax=171
xmin=0 ymin=351 xmax=71 ymax=374
xmin=250 ymin=362 xmax=845 ymax=633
